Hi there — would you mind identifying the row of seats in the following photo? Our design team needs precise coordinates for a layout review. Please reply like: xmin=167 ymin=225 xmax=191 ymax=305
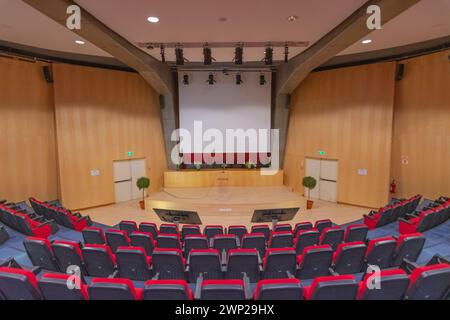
xmin=1 ymin=262 xmax=449 ymax=300
xmin=399 ymin=199 xmax=450 ymax=234
xmin=0 ymin=205 xmax=52 ymax=238
xmin=364 ymin=195 xmax=421 ymax=230
xmin=29 ymin=198 xmax=91 ymax=231
xmin=82 ymin=221 xmax=369 ymax=259
xmin=24 ymin=233 xmax=425 ymax=283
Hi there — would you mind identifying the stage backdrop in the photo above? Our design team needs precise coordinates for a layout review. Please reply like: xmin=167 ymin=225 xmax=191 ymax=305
xmin=178 ymin=71 xmax=272 ymax=154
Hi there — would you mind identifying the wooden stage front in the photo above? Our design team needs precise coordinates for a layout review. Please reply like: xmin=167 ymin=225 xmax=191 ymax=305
xmin=164 ymin=169 xmax=284 ymax=188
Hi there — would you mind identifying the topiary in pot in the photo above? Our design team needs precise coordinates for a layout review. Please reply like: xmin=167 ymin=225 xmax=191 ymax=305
xmin=136 ymin=177 xmax=150 ymax=210
xmin=302 ymin=176 xmax=317 ymax=210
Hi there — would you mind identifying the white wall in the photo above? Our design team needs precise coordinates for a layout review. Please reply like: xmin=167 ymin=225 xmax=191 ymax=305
xmin=178 ymin=71 xmax=272 ymax=153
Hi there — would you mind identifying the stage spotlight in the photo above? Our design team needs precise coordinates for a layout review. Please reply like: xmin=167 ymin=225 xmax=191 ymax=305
xmin=203 ymin=45 xmax=214 ymax=65
xmin=160 ymin=45 xmax=166 ymax=63
xmin=264 ymin=46 xmax=273 ymax=65
xmin=235 ymin=73 xmax=243 ymax=85
xmin=175 ymin=46 xmax=184 ymax=65
xmin=182 ymin=74 xmax=189 ymax=85
xmin=259 ymin=74 xmax=266 ymax=85
xmin=234 ymin=45 xmax=243 ymax=65
xmin=207 ymin=73 xmax=216 ymax=85
xmin=284 ymin=44 xmax=289 ymax=63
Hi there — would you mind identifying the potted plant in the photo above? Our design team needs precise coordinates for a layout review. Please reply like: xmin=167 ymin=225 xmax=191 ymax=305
xmin=136 ymin=177 xmax=150 ymax=210
xmin=245 ymin=162 xmax=256 ymax=169
xmin=302 ymin=176 xmax=317 ymax=210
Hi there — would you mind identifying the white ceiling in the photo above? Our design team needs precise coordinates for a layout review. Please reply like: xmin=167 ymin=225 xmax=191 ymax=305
xmin=0 ymin=0 xmax=449 ymax=63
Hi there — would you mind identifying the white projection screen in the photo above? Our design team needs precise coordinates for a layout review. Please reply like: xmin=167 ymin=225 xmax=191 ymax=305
xmin=178 ymin=71 xmax=272 ymax=154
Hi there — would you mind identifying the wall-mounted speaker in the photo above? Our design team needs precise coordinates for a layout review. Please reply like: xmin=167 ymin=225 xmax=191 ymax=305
xmin=395 ymin=63 xmax=405 ymax=81
xmin=159 ymin=95 xmax=165 ymax=109
xmin=42 ymin=66 xmax=53 ymax=83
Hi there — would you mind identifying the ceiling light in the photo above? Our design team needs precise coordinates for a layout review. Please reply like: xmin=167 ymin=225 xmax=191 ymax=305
xmin=75 ymin=40 xmax=85 ymax=45
xmin=362 ymin=39 xmax=372 ymax=44
xmin=147 ymin=16 xmax=159 ymax=23
xmin=287 ymin=15 xmax=299 ymax=22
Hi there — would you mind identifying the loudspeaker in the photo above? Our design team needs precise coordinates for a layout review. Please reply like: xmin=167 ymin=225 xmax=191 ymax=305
xmin=285 ymin=94 xmax=291 ymax=109
xmin=42 ymin=66 xmax=53 ymax=83
xmin=395 ymin=63 xmax=405 ymax=81
xmin=159 ymin=95 xmax=165 ymax=109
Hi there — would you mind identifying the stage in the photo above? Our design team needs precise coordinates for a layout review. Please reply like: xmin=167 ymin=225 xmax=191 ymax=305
xmin=83 ymin=186 xmax=369 ymax=228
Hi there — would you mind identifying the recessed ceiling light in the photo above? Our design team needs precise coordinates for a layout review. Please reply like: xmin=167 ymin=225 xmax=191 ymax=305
xmin=147 ymin=16 xmax=159 ymax=23
xmin=362 ymin=39 xmax=372 ymax=44
xmin=287 ymin=15 xmax=299 ymax=22
xmin=75 ymin=40 xmax=85 ymax=45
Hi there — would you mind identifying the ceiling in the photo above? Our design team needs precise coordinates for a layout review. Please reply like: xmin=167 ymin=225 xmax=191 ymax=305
xmin=0 ymin=0 xmax=449 ymax=63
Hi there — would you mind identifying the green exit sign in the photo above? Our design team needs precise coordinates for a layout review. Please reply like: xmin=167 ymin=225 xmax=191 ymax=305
xmin=318 ymin=150 xmax=326 ymax=156
xmin=127 ymin=151 xmax=135 ymax=157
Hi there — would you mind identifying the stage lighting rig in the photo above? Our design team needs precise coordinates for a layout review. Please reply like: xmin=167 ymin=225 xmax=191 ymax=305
xmin=284 ymin=44 xmax=289 ymax=63
xmin=203 ymin=44 xmax=215 ymax=65
xmin=234 ymin=45 xmax=243 ymax=65
xmin=207 ymin=73 xmax=216 ymax=85
xmin=175 ymin=46 xmax=185 ymax=65
xmin=235 ymin=73 xmax=243 ymax=85
xmin=182 ymin=74 xmax=189 ymax=85
xmin=160 ymin=45 xmax=166 ymax=63
xmin=259 ymin=74 xmax=266 ymax=85
xmin=264 ymin=46 xmax=273 ymax=65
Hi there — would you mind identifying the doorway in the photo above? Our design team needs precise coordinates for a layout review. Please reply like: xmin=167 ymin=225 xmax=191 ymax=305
xmin=113 ymin=159 xmax=147 ymax=203
xmin=305 ymin=158 xmax=338 ymax=203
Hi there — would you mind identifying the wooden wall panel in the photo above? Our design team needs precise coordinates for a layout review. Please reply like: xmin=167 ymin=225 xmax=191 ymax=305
xmin=284 ymin=62 xmax=396 ymax=208
xmin=53 ymin=63 xmax=167 ymax=210
xmin=391 ymin=50 xmax=450 ymax=199
xmin=0 ymin=57 xmax=58 ymax=202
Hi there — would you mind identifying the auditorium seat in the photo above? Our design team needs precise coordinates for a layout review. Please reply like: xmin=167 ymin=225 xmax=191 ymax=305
xmin=115 ymin=246 xmax=152 ymax=281
xmin=364 ymin=206 xmax=394 ymax=230
xmin=273 ymin=223 xmax=293 ymax=233
xmin=254 ymin=278 xmax=303 ymax=300
xmin=319 ymin=226 xmax=344 ymax=250
xmin=0 ymin=206 xmax=52 ymax=238
xmin=262 ymin=248 xmax=297 ymax=279
xmin=129 ymin=231 xmax=156 ymax=255
xmin=105 ymin=229 xmax=131 ymax=253
xmin=404 ymin=264 xmax=450 ymax=300
xmin=139 ymin=222 xmax=159 ymax=239
xmin=157 ymin=233 xmax=182 ymax=249
xmin=82 ymin=227 xmax=106 ymax=245
xmin=358 ymin=269 xmax=409 ymax=300
xmin=88 ymin=278 xmax=142 ymax=300
xmin=343 ymin=224 xmax=368 ymax=243
xmin=228 ymin=225 xmax=248 ymax=241
xmin=159 ymin=223 xmax=179 ymax=235
xmin=199 ymin=280 xmax=247 ymax=300
xmin=184 ymin=234 xmax=209 ymax=256
xmin=82 ymin=244 xmax=116 ymax=277
xmin=23 ymin=237 xmax=60 ymax=272
xmin=211 ymin=234 xmax=239 ymax=254
xmin=204 ymin=225 xmax=224 ymax=241
xmin=365 ymin=237 xmax=397 ymax=269
xmin=181 ymin=225 xmax=201 ymax=240
xmin=242 ymin=233 xmax=266 ymax=258
xmin=0 ymin=267 xmax=42 ymax=300
xmin=314 ymin=219 xmax=333 ymax=233
xmin=303 ymin=275 xmax=358 ymax=300
xmin=152 ymin=248 xmax=186 ymax=280
xmin=38 ymin=273 xmax=88 ymax=300
xmin=251 ymin=225 xmax=270 ymax=242
xmin=296 ymin=245 xmax=333 ymax=280
xmin=143 ymin=280 xmax=193 ymax=300
xmin=294 ymin=229 xmax=320 ymax=255
xmin=225 ymin=249 xmax=261 ymax=283
xmin=52 ymin=240 xmax=86 ymax=275
xmin=331 ymin=242 xmax=367 ymax=275
xmin=392 ymin=233 xmax=426 ymax=267
xmin=294 ymin=222 xmax=313 ymax=237
xmin=268 ymin=231 xmax=293 ymax=248
xmin=119 ymin=220 xmax=138 ymax=235
xmin=187 ymin=249 xmax=223 ymax=283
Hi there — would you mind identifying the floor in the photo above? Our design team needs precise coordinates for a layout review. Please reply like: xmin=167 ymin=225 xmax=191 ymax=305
xmin=81 ymin=186 xmax=371 ymax=229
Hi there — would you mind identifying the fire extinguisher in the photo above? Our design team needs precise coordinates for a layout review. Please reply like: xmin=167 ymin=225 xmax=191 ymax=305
xmin=390 ymin=179 xmax=397 ymax=195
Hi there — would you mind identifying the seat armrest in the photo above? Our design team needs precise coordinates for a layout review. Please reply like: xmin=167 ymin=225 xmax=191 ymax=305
xmin=107 ymin=270 xmax=119 ymax=279
xmin=30 ymin=266 xmax=42 ymax=275
xmin=286 ymin=270 xmax=295 ymax=279
xmin=398 ymin=218 xmax=413 ymax=225
xmin=400 ymin=258 xmax=419 ymax=274
xmin=328 ymin=267 xmax=339 ymax=276
xmin=37 ymin=221 xmax=52 ymax=228
xmin=151 ymin=272 xmax=160 ymax=280
xmin=363 ymin=214 xmax=375 ymax=221
xmin=194 ymin=274 xmax=204 ymax=300
xmin=242 ymin=273 xmax=252 ymax=300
